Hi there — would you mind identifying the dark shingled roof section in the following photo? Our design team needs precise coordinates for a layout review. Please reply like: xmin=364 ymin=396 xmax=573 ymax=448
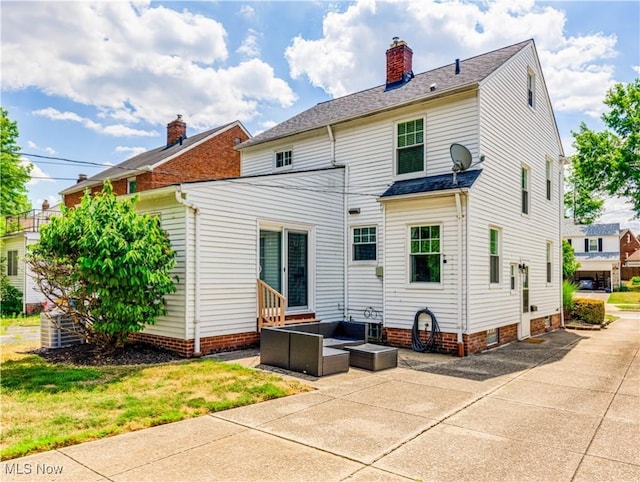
xmin=64 ymin=122 xmax=236 ymax=193
xmin=380 ymin=169 xmax=482 ymax=198
xmin=240 ymin=39 xmax=532 ymax=149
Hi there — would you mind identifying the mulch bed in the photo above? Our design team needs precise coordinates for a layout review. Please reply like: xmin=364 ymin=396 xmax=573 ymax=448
xmin=30 ymin=342 xmax=186 ymax=366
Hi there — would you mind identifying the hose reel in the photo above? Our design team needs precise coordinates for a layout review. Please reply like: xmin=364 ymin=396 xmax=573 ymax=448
xmin=411 ymin=307 xmax=441 ymax=352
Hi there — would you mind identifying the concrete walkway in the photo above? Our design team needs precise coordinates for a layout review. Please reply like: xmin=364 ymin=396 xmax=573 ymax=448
xmin=3 ymin=311 xmax=639 ymax=481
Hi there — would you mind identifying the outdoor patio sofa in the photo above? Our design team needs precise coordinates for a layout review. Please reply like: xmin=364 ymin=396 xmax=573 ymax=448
xmin=260 ymin=321 xmax=367 ymax=376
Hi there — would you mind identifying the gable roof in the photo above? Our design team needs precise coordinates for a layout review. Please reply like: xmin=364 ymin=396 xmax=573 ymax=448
xmin=61 ymin=121 xmax=247 ymax=195
xmin=379 ymin=169 xmax=482 ymax=200
xmin=628 ymin=249 xmax=640 ymax=262
xmin=239 ymin=40 xmax=532 ymax=149
xmin=563 ymin=221 xmax=620 ymax=237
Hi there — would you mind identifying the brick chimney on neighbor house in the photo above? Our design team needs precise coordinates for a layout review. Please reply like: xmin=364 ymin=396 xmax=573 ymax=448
xmin=167 ymin=114 xmax=187 ymax=146
xmin=386 ymin=37 xmax=414 ymax=89
xmin=42 ymin=200 xmax=50 ymax=211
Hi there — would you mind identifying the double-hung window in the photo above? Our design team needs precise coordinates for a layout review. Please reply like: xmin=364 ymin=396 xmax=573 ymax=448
xmin=545 ymin=159 xmax=552 ymax=201
xmin=275 ymin=149 xmax=292 ymax=169
xmin=546 ymin=242 xmax=552 ymax=283
xmin=353 ymin=227 xmax=376 ymax=261
xmin=527 ymin=70 xmax=535 ymax=108
xmin=490 ymin=228 xmax=500 ymax=284
xmin=521 ymin=166 xmax=530 ymax=215
xmin=410 ymin=225 xmax=440 ymax=283
xmin=7 ymin=250 xmax=18 ymax=276
xmin=396 ymin=118 xmax=424 ymax=176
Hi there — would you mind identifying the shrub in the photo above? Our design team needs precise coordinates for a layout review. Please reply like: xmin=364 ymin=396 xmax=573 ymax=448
xmin=0 ymin=284 xmax=23 ymax=315
xmin=571 ymin=298 xmax=605 ymax=325
xmin=631 ymin=276 xmax=640 ymax=285
xmin=615 ymin=284 xmax=630 ymax=292
xmin=562 ymin=280 xmax=578 ymax=311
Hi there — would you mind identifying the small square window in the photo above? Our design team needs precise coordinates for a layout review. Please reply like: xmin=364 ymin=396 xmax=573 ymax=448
xmin=275 ymin=150 xmax=292 ymax=168
xmin=127 ymin=178 xmax=137 ymax=194
xmin=353 ymin=226 xmax=376 ymax=261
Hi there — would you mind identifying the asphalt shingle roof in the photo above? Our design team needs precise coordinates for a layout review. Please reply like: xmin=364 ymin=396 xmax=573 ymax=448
xmin=239 ymin=40 xmax=532 ymax=149
xmin=62 ymin=122 xmax=236 ymax=194
xmin=563 ymin=221 xmax=621 ymax=237
xmin=380 ymin=169 xmax=482 ymax=198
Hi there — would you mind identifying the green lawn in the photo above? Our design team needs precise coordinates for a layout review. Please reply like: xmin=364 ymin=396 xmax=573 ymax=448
xmin=0 ymin=314 xmax=40 ymax=333
xmin=608 ymin=291 xmax=640 ymax=310
xmin=1 ymin=341 xmax=312 ymax=460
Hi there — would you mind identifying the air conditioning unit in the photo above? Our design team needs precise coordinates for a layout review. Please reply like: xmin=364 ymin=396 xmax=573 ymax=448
xmin=40 ymin=312 xmax=84 ymax=349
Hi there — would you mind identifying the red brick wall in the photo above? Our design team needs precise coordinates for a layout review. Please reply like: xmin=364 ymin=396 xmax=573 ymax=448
xmin=386 ymin=41 xmax=413 ymax=85
xmin=63 ymin=124 xmax=248 ymax=208
xmin=530 ymin=314 xmax=561 ymax=336
xmin=131 ymin=330 xmax=259 ymax=358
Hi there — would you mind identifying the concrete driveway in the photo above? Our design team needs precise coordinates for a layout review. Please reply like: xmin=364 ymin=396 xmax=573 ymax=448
xmin=3 ymin=311 xmax=639 ymax=481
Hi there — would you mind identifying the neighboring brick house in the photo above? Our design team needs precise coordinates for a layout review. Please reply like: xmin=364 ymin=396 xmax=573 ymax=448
xmin=61 ymin=116 xmax=250 ymax=207
xmin=621 ymin=228 xmax=640 ymax=280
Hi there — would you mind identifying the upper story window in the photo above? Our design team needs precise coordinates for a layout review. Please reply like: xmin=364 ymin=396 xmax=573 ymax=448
xmin=353 ymin=226 xmax=377 ymax=261
xmin=127 ymin=178 xmax=137 ymax=194
xmin=396 ymin=118 xmax=424 ymax=176
xmin=7 ymin=250 xmax=18 ymax=276
xmin=527 ymin=70 xmax=535 ymax=108
xmin=586 ymin=238 xmax=602 ymax=252
xmin=545 ymin=159 xmax=552 ymax=201
xmin=490 ymin=227 xmax=501 ymax=284
xmin=275 ymin=149 xmax=292 ymax=169
xmin=409 ymin=225 xmax=440 ymax=283
xmin=521 ymin=165 xmax=530 ymax=215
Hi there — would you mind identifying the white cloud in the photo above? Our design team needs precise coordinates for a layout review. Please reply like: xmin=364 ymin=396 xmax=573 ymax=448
xmin=32 ymin=108 xmax=158 ymax=137
xmin=239 ymin=5 xmax=255 ymax=18
xmin=115 ymin=146 xmax=148 ymax=157
xmin=633 ymin=66 xmax=640 ymax=75
xmin=21 ymin=160 xmax=54 ymax=186
xmin=285 ymin=0 xmax=621 ymax=119
xmin=599 ymin=197 xmax=640 ymax=231
xmin=2 ymin=1 xmax=295 ymax=131
xmin=237 ymin=29 xmax=261 ymax=58
xmin=26 ymin=140 xmax=56 ymax=155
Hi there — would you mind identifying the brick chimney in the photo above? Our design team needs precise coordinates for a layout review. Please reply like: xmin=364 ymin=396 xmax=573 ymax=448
xmin=167 ymin=114 xmax=187 ymax=146
xmin=77 ymin=173 xmax=88 ymax=183
xmin=386 ymin=37 xmax=413 ymax=89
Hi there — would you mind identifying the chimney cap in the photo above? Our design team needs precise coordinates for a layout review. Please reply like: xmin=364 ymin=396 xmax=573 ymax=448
xmin=77 ymin=173 xmax=88 ymax=183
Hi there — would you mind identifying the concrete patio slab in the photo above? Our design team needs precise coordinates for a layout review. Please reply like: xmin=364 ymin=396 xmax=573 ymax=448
xmin=520 ymin=363 xmax=624 ymax=393
xmin=60 ymin=416 xmax=244 ymax=477
xmin=605 ymin=393 xmax=640 ymax=423
xmin=343 ymin=466 xmax=414 ymax=481
xmin=374 ymin=423 xmax=583 ymax=482
xmin=488 ymin=378 xmax=614 ymax=416
xmin=258 ymin=398 xmax=436 ymax=464
xmin=111 ymin=429 xmax=363 ymax=482
xmin=213 ymin=391 xmax=332 ymax=427
xmin=340 ymin=379 xmax=477 ymax=420
xmin=588 ymin=418 xmax=640 ymax=465
xmin=446 ymin=397 xmax=601 ymax=452
xmin=573 ymin=455 xmax=640 ymax=482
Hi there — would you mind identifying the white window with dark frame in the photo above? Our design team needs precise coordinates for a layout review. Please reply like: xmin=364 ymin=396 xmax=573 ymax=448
xmin=275 ymin=149 xmax=292 ymax=169
xmin=521 ymin=165 xmax=530 ymax=215
xmin=352 ymin=226 xmax=377 ymax=262
xmin=546 ymin=241 xmax=553 ymax=283
xmin=396 ymin=118 xmax=425 ymax=176
xmin=586 ymin=238 xmax=602 ymax=252
xmin=545 ymin=159 xmax=552 ymax=201
xmin=409 ymin=225 xmax=441 ymax=284
xmin=7 ymin=250 xmax=18 ymax=276
xmin=127 ymin=177 xmax=137 ymax=194
xmin=527 ymin=69 xmax=535 ymax=108
xmin=490 ymin=227 xmax=501 ymax=284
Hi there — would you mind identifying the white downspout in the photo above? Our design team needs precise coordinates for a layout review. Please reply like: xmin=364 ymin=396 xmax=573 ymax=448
xmin=559 ymin=156 xmax=565 ymax=328
xmin=455 ymin=192 xmax=464 ymax=356
xmin=343 ymin=165 xmax=349 ymax=320
xmin=175 ymin=188 xmax=202 ymax=356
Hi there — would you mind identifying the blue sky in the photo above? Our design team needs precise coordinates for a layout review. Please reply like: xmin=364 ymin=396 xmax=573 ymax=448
xmin=2 ymin=0 xmax=639 ymax=230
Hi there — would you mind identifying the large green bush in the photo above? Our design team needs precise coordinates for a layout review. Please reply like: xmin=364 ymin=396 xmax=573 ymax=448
xmin=0 ymin=284 xmax=22 ymax=315
xmin=27 ymin=181 xmax=176 ymax=349
xmin=631 ymin=276 xmax=640 ymax=286
xmin=571 ymin=298 xmax=605 ymax=325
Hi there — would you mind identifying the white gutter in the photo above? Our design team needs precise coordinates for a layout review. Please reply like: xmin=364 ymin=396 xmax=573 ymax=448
xmin=455 ymin=192 xmax=464 ymax=355
xmin=174 ymin=188 xmax=202 ymax=356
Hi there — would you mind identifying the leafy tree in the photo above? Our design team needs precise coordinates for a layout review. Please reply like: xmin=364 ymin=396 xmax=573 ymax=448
xmin=27 ymin=182 xmax=176 ymax=350
xmin=1 ymin=107 xmax=31 ymax=217
xmin=562 ymin=239 xmax=580 ymax=278
xmin=564 ymin=165 xmax=604 ymax=224
xmin=570 ymin=79 xmax=640 ymax=217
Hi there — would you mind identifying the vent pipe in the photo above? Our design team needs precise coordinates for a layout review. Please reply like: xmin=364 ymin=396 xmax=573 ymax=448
xmin=455 ymin=59 xmax=460 ymax=75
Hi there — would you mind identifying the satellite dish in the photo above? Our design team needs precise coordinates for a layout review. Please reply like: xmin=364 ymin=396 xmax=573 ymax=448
xmin=450 ymin=143 xmax=473 ymax=172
